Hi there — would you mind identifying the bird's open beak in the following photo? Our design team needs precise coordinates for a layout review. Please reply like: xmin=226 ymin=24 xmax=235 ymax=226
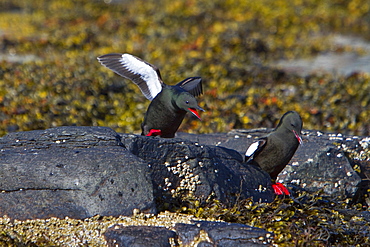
xmin=293 ymin=130 xmax=303 ymax=145
xmin=188 ymin=106 xmax=205 ymax=120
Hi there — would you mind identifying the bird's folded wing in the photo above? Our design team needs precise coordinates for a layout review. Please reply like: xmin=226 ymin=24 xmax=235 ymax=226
xmin=176 ymin=77 xmax=203 ymax=97
xmin=97 ymin=53 xmax=163 ymax=101
xmin=244 ymin=138 xmax=266 ymax=161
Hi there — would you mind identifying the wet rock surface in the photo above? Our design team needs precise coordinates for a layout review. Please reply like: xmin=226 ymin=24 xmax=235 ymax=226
xmin=105 ymin=225 xmax=177 ymax=247
xmin=120 ymin=133 xmax=274 ymax=207
xmin=177 ymin=129 xmax=365 ymax=198
xmin=0 ymin=126 xmax=156 ymax=220
xmin=0 ymin=126 xmax=368 ymax=246
xmin=174 ymin=221 xmax=273 ymax=246
xmin=104 ymin=221 xmax=273 ymax=247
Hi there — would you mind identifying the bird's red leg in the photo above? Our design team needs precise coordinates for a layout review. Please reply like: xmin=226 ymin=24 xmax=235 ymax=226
xmin=146 ymin=129 xmax=162 ymax=136
xmin=272 ymin=182 xmax=290 ymax=196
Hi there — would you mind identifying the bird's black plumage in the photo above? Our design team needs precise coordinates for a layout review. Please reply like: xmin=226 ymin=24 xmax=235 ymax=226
xmin=245 ymin=111 xmax=303 ymax=183
xmin=97 ymin=53 xmax=204 ymax=138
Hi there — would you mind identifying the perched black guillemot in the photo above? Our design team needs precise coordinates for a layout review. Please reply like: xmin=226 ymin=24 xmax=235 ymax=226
xmin=97 ymin=53 xmax=204 ymax=138
xmin=245 ymin=111 xmax=303 ymax=195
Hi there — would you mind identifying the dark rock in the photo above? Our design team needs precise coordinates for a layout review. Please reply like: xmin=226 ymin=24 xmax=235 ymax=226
xmin=282 ymin=146 xmax=359 ymax=195
xmin=105 ymin=225 xmax=177 ymax=247
xmin=176 ymin=131 xmax=257 ymax=154
xmin=174 ymin=221 xmax=273 ymax=246
xmin=0 ymin=125 xmax=124 ymax=148
xmin=0 ymin=126 xmax=156 ymax=220
xmin=120 ymin=134 xmax=275 ymax=207
xmin=104 ymin=220 xmax=273 ymax=247
xmin=177 ymin=129 xmax=364 ymax=197
xmin=0 ymin=126 xmax=367 ymax=221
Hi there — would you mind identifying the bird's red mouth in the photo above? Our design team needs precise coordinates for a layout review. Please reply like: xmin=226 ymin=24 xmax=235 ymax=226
xmin=293 ymin=130 xmax=303 ymax=145
xmin=188 ymin=108 xmax=201 ymax=120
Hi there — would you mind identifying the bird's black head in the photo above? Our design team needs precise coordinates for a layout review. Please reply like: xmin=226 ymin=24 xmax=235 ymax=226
xmin=175 ymin=92 xmax=205 ymax=120
xmin=276 ymin=111 xmax=303 ymax=144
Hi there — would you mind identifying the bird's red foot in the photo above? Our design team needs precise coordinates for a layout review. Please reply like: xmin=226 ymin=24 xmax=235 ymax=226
xmin=272 ymin=182 xmax=290 ymax=195
xmin=146 ymin=129 xmax=162 ymax=136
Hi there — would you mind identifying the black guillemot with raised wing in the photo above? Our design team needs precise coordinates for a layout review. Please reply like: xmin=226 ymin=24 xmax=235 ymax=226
xmin=97 ymin=53 xmax=204 ymax=138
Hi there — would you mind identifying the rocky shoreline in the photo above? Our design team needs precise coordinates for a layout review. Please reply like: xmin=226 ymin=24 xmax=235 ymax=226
xmin=0 ymin=126 xmax=369 ymax=246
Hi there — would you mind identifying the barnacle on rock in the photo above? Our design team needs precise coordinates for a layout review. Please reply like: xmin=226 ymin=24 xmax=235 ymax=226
xmin=0 ymin=212 xmax=204 ymax=246
xmin=0 ymin=0 xmax=370 ymax=245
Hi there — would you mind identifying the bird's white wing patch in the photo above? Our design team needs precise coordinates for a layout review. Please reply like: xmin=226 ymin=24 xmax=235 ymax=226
xmin=245 ymin=141 xmax=260 ymax=157
xmin=119 ymin=54 xmax=162 ymax=100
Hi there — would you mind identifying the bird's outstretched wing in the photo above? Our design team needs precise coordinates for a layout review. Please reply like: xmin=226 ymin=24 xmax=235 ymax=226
xmin=97 ymin=53 xmax=164 ymax=101
xmin=244 ymin=138 xmax=267 ymax=162
xmin=176 ymin=77 xmax=203 ymax=97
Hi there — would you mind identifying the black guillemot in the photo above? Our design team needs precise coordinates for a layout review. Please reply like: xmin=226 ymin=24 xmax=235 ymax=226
xmin=97 ymin=53 xmax=204 ymax=138
xmin=245 ymin=111 xmax=303 ymax=195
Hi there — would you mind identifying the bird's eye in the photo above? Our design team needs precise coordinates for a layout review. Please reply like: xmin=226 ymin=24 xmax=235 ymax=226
xmin=186 ymin=101 xmax=189 ymax=104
